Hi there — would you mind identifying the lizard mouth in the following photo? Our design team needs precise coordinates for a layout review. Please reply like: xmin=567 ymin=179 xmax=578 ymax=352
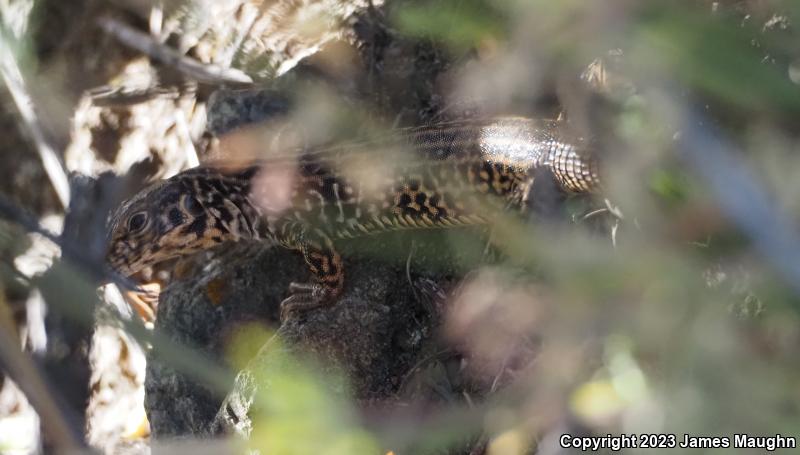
xmin=106 ymin=241 xmax=141 ymax=278
xmin=107 ymin=258 xmax=136 ymax=279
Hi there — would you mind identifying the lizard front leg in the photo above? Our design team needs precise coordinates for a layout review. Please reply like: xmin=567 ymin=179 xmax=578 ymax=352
xmin=279 ymin=225 xmax=344 ymax=321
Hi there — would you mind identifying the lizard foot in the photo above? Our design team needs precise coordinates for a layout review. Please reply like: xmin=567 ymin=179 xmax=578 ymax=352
xmin=279 ymin=282 xmax=333 ymax=322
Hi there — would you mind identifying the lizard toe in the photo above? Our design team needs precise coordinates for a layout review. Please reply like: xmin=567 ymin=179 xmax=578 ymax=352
xmin=279 ymin=282 xmax=333 ymax=322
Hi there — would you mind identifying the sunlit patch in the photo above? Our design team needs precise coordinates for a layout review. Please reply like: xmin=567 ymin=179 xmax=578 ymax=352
xmin=570 ymin=336 xmax=651 ymax=427
xmin=251 ymin=163 xmax=297 ymax=215
xmin=478 ymin=118 xmax=542 ymax=167
xmin=488 ymin=427 xmax=529 ymax=455
xmin=289 ymin=2 xmax=332 ymax=40
xmin=570 ymin=380 xmax=625 ymax=424
xmin=121 ymin=408 xmax=150 ymax=440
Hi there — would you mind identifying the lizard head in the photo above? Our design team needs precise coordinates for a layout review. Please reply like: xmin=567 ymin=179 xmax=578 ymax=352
xmin=106 ymin=175 xmax=218 ymax=278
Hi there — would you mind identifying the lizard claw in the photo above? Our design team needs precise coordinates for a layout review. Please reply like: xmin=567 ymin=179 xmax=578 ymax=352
xmin=279 ymin=282 xmax=332 ymax=322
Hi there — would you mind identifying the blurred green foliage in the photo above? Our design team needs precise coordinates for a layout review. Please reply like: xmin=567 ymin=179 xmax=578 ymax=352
xmin=633 ymin=5 xmax=800 ymax=116
xmin=228 ymin=326 xmax=382 ymax=455
xmin=2 ymin=0 xmax=800 ymax=453
xmin=385 ymin=1 xmax=800 ymax=451
xmin=392 ymin=0 xmax=507 ymax=51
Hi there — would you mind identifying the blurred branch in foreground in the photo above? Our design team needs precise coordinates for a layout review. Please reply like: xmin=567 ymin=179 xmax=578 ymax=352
xmin=0 ymin=269 xmax=83 ymax=451
xmin=0 ymin=25 xmax=70 ymax=208
xmin=664 ymin=97 xmax=800 ymax=305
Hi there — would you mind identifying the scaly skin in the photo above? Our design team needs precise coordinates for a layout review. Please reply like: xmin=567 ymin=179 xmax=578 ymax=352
xmin=106 ymin=117 xmax=600 ymax=317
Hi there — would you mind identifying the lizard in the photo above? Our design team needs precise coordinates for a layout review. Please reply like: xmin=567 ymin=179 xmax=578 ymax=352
xmin=105 ymin=117 xmax=601 ymax=319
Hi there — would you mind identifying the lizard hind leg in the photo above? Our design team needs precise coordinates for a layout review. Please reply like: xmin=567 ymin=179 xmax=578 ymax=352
xmin=279 ymin=227 xmax=344 ymax=321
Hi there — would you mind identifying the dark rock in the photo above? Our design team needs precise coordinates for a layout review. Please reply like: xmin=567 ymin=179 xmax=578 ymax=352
xmin=146 ymin=237 xmax=445 ymax=439
xmin=206 ymin=91 xmax=293 ymax=137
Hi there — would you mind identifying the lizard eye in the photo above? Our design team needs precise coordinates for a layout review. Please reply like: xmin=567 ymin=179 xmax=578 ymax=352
xmin=182 ymin=195 xmax=204 ymax=216
xmin=127 ymin=212 xmax=148 ymax=233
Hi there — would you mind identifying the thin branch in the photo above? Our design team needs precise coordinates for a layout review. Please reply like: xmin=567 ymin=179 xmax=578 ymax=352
xmin=0 ymin=31 xmax=70 ymax=208
xmin=97 ymin=16 xmax=253 ymax=86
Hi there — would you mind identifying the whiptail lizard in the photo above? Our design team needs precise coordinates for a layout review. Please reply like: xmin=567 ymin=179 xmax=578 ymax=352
xmin=106 ymin=117 xmax=600 ymax=318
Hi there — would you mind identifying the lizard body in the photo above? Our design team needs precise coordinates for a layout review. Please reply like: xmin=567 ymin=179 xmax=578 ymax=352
xmin=106 ymin=117 xmax=600 ymax=316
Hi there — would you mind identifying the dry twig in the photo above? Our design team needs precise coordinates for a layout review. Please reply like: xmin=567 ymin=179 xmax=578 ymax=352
xmin=97 ymin=16 xmax=253 ymax=86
